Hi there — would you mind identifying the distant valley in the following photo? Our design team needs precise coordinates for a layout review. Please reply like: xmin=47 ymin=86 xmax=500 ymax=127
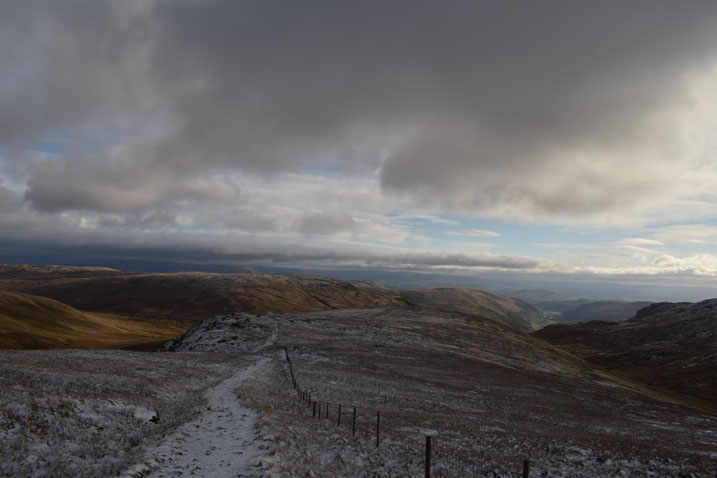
xmin=542 ymin=300 xmax=654 ymax=323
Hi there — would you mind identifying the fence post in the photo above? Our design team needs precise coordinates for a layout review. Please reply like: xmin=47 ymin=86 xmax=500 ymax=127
xmin=523 ymin=459 xmax=530 ymax=478
xmin=338 ymin=404 xmax=342 ymax=426
xmin=425 ymin=435 xmax=432 ymax=478
xmin=376 ymin=411 xmax=380 ymax=447
xmin=326 ymin=402 xmax=329 ymax=419
xmin=283 ymin=347 xmax=296 ymax=389
xmin=352 ymin=407 xmax=356 ymax=435
xmin=312 ymin=401 xmax=316 ymax=417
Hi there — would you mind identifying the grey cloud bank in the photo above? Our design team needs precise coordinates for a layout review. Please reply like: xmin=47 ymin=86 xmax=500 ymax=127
xmin=2 ymin=1 xmax=717 ymax=215
xmin=3 ymin=1 xmax=717 ymax=282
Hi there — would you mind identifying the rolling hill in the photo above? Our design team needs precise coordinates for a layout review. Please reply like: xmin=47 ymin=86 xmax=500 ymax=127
xmin=0 ymin=291 xmax=175 ymax=349
xmin=397 ymin=287 xmax=550 ymax=331
xmin=162 ymin=307 xmax=716 ymax=476
xmin=0 ymin=265 xmax=408 ymax=331
xmin=0 ymin=264 xmax=553 ymax=349
xmin=534 ymin=299 xmax=717 ymax=409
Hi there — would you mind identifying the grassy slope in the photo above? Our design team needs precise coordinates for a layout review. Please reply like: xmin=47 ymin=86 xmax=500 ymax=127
xmin=398 ymin=287 xmax=550 ymax=331
xmin=533 ymin=304 xmax=717 ymax=411
xmin=0 ymin=291 xmax=179 ymax=349
xmin=0 ymin=264 xmax=549 ymax=348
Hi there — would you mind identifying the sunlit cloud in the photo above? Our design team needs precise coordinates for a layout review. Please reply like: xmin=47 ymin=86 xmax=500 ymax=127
xmin=2 ymin=1 xmax=717 ymax=286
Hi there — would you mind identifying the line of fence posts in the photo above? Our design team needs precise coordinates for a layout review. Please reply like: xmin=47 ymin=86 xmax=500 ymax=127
xmin=283 ymin=349 xmax=531 ymax=477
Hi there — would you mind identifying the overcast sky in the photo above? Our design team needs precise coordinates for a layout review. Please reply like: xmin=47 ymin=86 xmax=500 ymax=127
xmin=3 ymin=0 xmax=717 ymax=284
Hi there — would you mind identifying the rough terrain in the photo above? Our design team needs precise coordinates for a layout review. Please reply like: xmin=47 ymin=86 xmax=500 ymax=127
xmin=171 ymin=307 xmax=717 ymax=477
xmin=0 ymin=349 xmax=259 ymax=477
xmin=125 ymin=358 xmax=269 ymax=478
xmin=534 ymin=299 xmax=717 ymax=409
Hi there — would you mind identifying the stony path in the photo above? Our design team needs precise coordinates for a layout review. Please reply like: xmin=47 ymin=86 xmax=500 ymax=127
xmin=125 ymin=358 xmax=269 ymax=478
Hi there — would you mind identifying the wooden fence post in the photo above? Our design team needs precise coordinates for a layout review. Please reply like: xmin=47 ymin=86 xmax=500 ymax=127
xmin=352 ymin=407 xmax=356 ymax=435
xmin=338 ymin=404 xmax=342 ymax=426
xmin=523 ymin=459 xmax=530 ymax=478
xmin=425 ymin=435 xmax=432 ymax=478
xmin=312 ymin=401 xmax=316 ymax=417
xmin=376 ymin=411 xmax=380 ymax=447
xmin=326 ymin=402 xmax=329 ymax=419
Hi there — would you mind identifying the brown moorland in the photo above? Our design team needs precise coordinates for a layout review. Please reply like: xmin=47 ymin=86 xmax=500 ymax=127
xmin=167 ymin=307 xmax=717 ymax=476
xmin=534 ymin=299 xmax=717 ymax=411
xmin=0 ymin=264 xmax=547 ymax=349
xmin=0 ymin=290 xmax=175 ymax=349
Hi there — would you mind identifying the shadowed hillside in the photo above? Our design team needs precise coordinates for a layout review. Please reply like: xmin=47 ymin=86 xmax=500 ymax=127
xmin=397 ymin=287 xmax=549 ymax=331
xmin=0 ymin=291 xmax=175 ymax=349
xmin=534 ymin=299 xmax=717 ymax=410
xmin=556 ymin=300 xmax=654 ymax=323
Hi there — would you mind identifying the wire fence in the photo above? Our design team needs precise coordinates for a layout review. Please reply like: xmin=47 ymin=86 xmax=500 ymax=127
xmin=283 ymin=347 xmax=531 ymax=477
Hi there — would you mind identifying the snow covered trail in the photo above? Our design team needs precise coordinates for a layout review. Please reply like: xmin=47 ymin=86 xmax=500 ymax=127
xmin=124 ymin=357 xmax=270 ymax=478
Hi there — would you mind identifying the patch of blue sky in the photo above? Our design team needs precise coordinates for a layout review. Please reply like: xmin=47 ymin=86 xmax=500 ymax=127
xmin=29 ymin=115 xmax=172 ymax=157
xmin=394 ymin=213 xmax=627 ymax=256
xmin=32 ymin=140 xmax=65 ymax=156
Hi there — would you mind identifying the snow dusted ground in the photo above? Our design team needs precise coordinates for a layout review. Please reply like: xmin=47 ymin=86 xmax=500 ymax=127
xmin=0 ymin=349 xmax=260 ymax=477
xmin=174 ymin=308 xmax=717 ymax=477
xmin=125 ymin=358 xmax=270 ymax=478
xmin=3 ymin=307 xmax=716 ymax=477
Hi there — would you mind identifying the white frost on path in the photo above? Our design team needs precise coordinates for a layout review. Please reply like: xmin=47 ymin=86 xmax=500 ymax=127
xmin=124 ymin=358 xmax=270 ymax=478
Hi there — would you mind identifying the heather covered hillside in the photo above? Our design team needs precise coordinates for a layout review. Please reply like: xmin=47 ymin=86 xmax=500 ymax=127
xmin=534 ymin=299 xmax=717 ymax=409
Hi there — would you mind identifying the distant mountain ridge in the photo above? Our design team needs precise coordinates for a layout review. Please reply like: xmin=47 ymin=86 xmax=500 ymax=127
xmin=534 ymin=299 xmax=717 ymax=410
xmin=0 ymin=264 xmax=546 ymax=349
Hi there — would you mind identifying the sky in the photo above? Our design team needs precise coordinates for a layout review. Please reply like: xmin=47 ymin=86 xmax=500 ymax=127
xmin=3 ymin=1 xmax=717 ymax=288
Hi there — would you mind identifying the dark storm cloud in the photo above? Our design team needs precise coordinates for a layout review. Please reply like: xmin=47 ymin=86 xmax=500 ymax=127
xmin=0 ymin=231 xmax=551 ymax=273
xmin=3 ymin=1 xmax=717 ymax=217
